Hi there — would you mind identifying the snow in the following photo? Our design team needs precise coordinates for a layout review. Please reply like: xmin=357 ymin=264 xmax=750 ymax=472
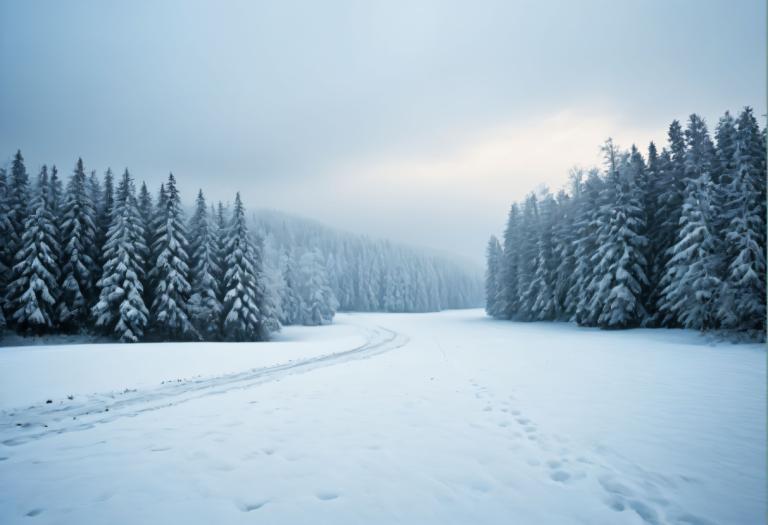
xmin=0 ymin=309 xmax=764 ymax=524
xmin=0 ymin=323 xmax=366 ymax=410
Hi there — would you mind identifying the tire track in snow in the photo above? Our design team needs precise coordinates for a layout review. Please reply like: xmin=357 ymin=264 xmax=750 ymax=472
xmin=0 ymin=324 xmax=409 ymax=447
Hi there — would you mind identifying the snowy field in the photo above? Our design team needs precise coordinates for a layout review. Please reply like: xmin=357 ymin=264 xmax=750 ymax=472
xmin=0 ymin=310 xmax=764 ymax=525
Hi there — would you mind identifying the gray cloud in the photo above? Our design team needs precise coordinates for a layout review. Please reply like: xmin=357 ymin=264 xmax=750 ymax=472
xmin=1 ymin=0 xmax=765 ymax=263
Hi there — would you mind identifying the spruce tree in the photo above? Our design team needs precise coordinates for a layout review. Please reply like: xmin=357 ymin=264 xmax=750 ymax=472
xmin=296 ymin=248 xmax=337 ymax=325
xmin=653 ymin=122 xmax=687 ymax=325
xmin=571 ymin=169 xmax=604 ymax=325
xmin=7 ymin=166 xmax=61 ymax=333
xmin=516 ymin=194 xmax=540 ymax=320
xmin=58 ymin=158 xmax=98 ymax=330
xmin=150 ymin=174 xmax=196 ymax=340
xmin=485 ymin=236 xmax=503 ymax=318
xmin=718 ymin=108 xmax=766 ymax=332
xmin=499 ymin=203 xmax=521 ymax=319
xmin=188 ymin=189 xmax=222 ymax=340
xmin=221 ymin=193 xmax=269 ymax=341
xmin=529 ymin=191 xmax=557 ymax=320
xmin=659 ymin=172 xmax=723 ymax=330
xmin=92 ymin=170 xmax=149 ymax=342
xmin=0 ymin=168 xmax=13 ymax=326
xmin=587 ymin=141 xmax=648 ymax=328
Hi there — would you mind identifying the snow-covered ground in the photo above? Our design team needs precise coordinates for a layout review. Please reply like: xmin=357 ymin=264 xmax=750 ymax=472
xmin=0 ymin=310 xmax=764 ymax=524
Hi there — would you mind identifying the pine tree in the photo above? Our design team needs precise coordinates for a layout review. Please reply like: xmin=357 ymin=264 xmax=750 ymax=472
xmin=91 ymin=170 xmax=149 ymax=342
xmin=58 ymin=158 xmax=98 ymax=330
xmin=279 ymin=248 xmax=302 ymax=325
xmin=7 ymin=166 xmax=61 ymax=333
xmin=0 ymin=168 xmax=13 ymax=327
xmin=529 ymin=191 xmax=558 ymax=320
xmin=586 ymin=141 xmax=648 ymax=328
xmin=659 ymin=172 xmax=723 ymax=330
xmin=552 ymin=178 xmax=576 ymax=319
xmin=297 ymin=248 xmax=338 ymax=325
xmin=150 ymin=174 xmax=196 ymax=340
xmin=188 ymin=190 xmax=222 ymax=340
xmin=221 ymin=193 xmax=269 ymax=341
xmin=653 ymin=121 xmax=687 ymax=326
xmin=485 ymin=236 xmax=504 ymax=317
xmin=571 ymin=169 xmax=604 ymax=325
xmin=516 ymin=194 xmax=540 ymax=320
xmin=499 ymin=203 xmax=521 ymax=319
xmin=718 ymin=108 xmax=766 ymax=332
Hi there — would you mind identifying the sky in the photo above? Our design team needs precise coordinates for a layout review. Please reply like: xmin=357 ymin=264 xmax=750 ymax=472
xmin=1 ymin=0 xmax=765 ymax=265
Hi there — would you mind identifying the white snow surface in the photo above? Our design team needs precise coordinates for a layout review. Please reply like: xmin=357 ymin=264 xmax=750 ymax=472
xmin=0 ymin=310 xmax=764 ymax=525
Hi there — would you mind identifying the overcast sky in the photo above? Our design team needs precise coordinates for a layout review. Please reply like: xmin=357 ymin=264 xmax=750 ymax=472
xmin=1 ymin=0 xmax=764 ymax=264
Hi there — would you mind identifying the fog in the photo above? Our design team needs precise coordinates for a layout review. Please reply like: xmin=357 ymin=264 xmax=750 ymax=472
xmin=1 ymin=0 xmax=764 ymax=263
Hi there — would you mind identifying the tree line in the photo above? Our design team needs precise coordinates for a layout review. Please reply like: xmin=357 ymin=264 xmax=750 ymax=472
xmin=253 ymin=209 xmax=483 ymax=325
xmin=485 ymin=107 xmax=766 ymax=337
xmin=0 ymin=155 xmax=278 ymax=342
xmin=0 ymin=153 xmax=484 ymax=343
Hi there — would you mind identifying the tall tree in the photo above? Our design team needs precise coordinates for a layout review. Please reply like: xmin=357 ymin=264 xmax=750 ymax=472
xmin=221 ymin=193 xmax=270 ymax=341
xmin=150 ymin=174 xmax=196 ymax=340
xmin=188 ymin=190 xmax=222 ymax=340
xmin=653 ymin=121 xmax=687 ymax=325
xmin=91 ymin=170 xmax=149 ymax=342
xmin=659 ymin=172 xmax=723 ymax=330
xmin=58 ymin=158 xmax=98 ymax=330
xmin=586 ymin=141 xmax=648 ymax=328
xmin=529 ymin=191 xmax=558 ymax=320
xmin=718 ymin=108 xmax=766 ymax=332
xmin=7 ymin=166 xmax=61 ymax=333
xmin=484 ymin=235 xmax=504 ymax=318
xmin=499 ymin=203 xmax=521 ymax=318
xmin=571 ymin=169 xmax=604 ymax=325
xmin=0 ymin=168 xmax=13 ymax=327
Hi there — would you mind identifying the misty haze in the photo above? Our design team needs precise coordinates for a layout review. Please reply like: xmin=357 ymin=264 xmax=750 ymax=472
xmin=0 ymin=1 xmax=765 ymax=524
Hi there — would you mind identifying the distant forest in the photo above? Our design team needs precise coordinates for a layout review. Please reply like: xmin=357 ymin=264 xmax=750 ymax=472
xmin=486 ymin=107 xmax=766 ymax=338
xmin=0 ymin=155 xmax=482 ymax=343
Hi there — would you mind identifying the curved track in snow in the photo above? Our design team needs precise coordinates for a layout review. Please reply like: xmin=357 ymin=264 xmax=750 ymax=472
xmin=0 ymin=324 xmax=409 ymax=447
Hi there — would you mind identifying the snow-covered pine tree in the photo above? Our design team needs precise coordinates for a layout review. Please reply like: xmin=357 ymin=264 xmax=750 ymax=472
xmin=653 ymin=121 xmax=687 ymax=326
xmin=279 ymin=248 xmax=302 ymax=325
xmin=58 ymin=158 xmax=98 ymax=330
xmin=516 ymin=193 xmax=540 ymax=320
xmin=643 ymin=142 xmax=666 ymax=325
xmin=0 ymin=168 xmax=13 ymax=327
xmin=553 ymin=176 xmax=579 ymax=319
xmin=187 ymin=189 xmax=222 ymax=340
xmin=149 ymin=174 xmax=196 ymax=341
xmin=144 ymin=183 xmax=167 ymax=311
xmin=659 ymin=171 xmax=723 ymax=330
xmin=586 ymin=141 xmax=648 ymax=329
xmin=659 ymin=115 xmax=722 ymax=330
xmin=221 ymin=193 xmax=270 ymax=341
xmin=718 ymin=107 xmax=766 ymax=332
xmin=499 ymin=203 xmax=521 ymax=319
xmin=529 ymin=191 xmax=558 ymax=320
xmin=571 ymin=169 xmax=604 ymax=325
xmin=91 ymin=169 xmax=149 ymax=342
xmin=7 ymin=166 xmax=61 ymax=333
xmin=296 ymin=248 xmax=338 ymax=325
xmin=485 ymin=236 xmax=504 ymax=318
